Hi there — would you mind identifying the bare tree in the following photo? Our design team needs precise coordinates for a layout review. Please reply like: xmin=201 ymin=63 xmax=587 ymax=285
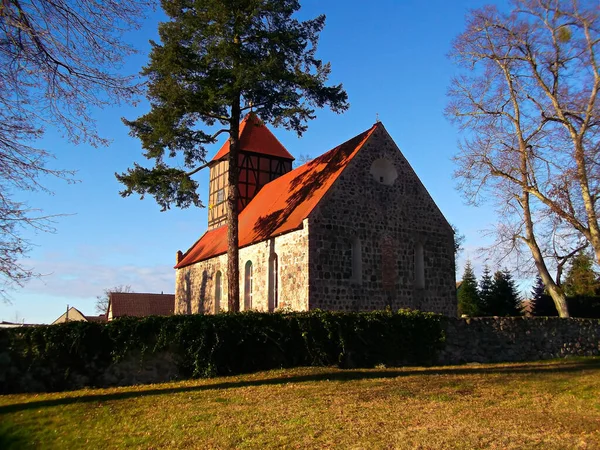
xmin=0 ymin=0 xmax=152 ymax=298
xmin=95 ymin=284 xmax=133 ymax=315
xmin=446 ymin=0 xmax=600 ymax=317
xmin=293 ymin=154 xmax=314 ymax=168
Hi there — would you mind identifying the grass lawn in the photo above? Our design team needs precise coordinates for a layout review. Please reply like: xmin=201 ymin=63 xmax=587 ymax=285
xmin=1 ymin=358 xmax=599 ymax=449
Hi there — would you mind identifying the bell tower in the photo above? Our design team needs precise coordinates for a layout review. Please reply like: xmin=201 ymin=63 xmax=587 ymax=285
xmin=207 ymin=114 xmax=294 ymax=230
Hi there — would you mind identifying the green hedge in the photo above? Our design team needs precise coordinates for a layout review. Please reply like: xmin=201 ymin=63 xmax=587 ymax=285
xmin=0 ymin=310 xmax=444 ymax=393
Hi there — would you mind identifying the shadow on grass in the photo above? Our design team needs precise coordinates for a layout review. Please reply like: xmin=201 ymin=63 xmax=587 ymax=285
xmin=0 ymin=423 xmax=30 ymax=450
xmin=1 ymin=358 xmax=599 ymax=415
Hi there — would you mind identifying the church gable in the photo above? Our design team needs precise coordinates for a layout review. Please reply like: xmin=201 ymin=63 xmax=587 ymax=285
xmin=306 ymin=125 xmax=456 ymax=315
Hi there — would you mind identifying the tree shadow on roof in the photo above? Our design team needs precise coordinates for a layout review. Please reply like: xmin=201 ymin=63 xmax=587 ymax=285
xmin=252 ymin=130 xmax=371 ymax=241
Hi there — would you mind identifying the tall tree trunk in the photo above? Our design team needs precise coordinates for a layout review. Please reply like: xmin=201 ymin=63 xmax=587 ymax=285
xmin=574 ymin=139 xmax=600 ymax=265
xmin=227 ymin=98 xmax=241 ymax=312
xmin=522 ymin=180 xmax=569 ymax=317
xmin=517 ymin=130 xmax=570 ymax=317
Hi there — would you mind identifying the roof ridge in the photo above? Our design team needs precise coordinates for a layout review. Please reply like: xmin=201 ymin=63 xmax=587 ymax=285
xmin=231 ymin=123 xmax=379 ymax=225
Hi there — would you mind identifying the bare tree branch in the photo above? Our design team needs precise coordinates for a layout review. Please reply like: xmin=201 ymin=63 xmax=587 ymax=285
xmin=0 ymin=0 xmax=153 ymax=298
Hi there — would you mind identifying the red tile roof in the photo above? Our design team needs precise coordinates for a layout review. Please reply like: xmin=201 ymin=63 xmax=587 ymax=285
xmin=85 ymin=315 xmax=107 ymax=323
xmin=176 ymin=123 xmax=380 ymax=268
xmin=211 ymin=113 xmax=295 ymax=162
xmin=109 ymin=293 xmax=175 ymax=318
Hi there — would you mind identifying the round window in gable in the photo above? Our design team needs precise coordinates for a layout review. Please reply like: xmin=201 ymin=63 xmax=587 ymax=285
xmin=370 ymin=158 xmax=398 ymax=186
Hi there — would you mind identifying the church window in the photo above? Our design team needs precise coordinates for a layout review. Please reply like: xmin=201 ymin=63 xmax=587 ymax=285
xmin=269 ymin=254 xmax=278 ymax=311
xmin=215 ymin=271 xmax=222 ymax=313
xmin=415 ymin=243 xmax=425 ymax=289
xmin=244 ymin=261 xmax=253 ymax=310
xmin=352 ymin=236 xmax=362 ymax=284
xmin=370 ymin=158 xmax=398 ymax=186
xmin=216 ymin=189 xmax=225 ymax=204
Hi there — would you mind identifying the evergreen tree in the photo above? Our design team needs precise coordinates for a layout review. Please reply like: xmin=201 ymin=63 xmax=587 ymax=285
xmin=529 ymin=275 xmax=543 ymax=315
xmin=458 ymin=261 xmax=482 ymax=316
xmin=529 ymin=275 xmax=559 ymax=316
xmin=563 ymin=252 xmax=600 ymax=297
xmin=488 ymin=269 xmax=523 ymax=316
xmin=478 ymin=265 xmax=493 ymax=315
xmin=118 ymin=0 xmax=349 ymax=311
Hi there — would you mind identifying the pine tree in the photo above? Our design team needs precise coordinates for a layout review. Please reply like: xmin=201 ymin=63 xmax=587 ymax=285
xmin=488 ymin=269 xmax=523 ymax=316
xmin=530 ymin=275 xmax=558 ymax=316
xmin=478 ymin=265 xmax=493 ymax=315
xmin=117 ymin=0 xmax=349 ymax=311
xmin=458 ymin=261 xmax=482 ymax=316
xmin=563 ymin=252 xmax=600 ymax=297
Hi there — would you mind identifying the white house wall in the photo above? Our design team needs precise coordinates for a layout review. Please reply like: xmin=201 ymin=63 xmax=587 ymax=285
xmin=175 ymin=222 xmax=309 ymax=314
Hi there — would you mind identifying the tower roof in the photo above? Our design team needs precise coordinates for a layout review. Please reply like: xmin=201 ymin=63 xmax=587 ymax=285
xmin=176 ymin=122 xmax=381 ymax=268
xmin=210 ymin=113 xmax=295 ymax=162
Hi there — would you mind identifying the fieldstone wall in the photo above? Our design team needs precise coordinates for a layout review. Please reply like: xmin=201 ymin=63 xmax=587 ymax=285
xmin=175 ymin=223 xmax=309 ymax=313
xmin=307 ymin=126 xmax=456 ymax=315
xmin=438 ymin=317 xmax=600 ymax=364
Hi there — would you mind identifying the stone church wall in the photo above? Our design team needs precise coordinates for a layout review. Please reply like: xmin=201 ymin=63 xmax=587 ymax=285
xmin=307 ymin=126 xmax=456 ymax=316
xmin=175 ymin=224 xmax=309 ymax=314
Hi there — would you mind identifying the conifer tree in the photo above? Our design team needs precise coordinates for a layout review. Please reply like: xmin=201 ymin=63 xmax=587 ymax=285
xmin=458 ymin=261 xmax=481 ymax=316
xmin=117 ymin=0 xmax=349 ymax=311
xmin=488 ymin=270 xmax=523 ymax=316
xmin=563 ymin=252 xmax=600 ymax=297
xmin=530 ymin=275 xmax=557 ymax=316
xmin=478 ymin=265 xmax=493 ymax=315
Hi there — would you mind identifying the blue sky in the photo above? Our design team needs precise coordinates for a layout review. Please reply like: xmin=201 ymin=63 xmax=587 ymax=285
xmin=2 ymin=0 xmax=510 ymax=324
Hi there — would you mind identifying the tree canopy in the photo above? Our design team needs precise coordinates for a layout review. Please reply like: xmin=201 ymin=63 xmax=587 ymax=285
xmin=478 ymin=265 xmax=493 ymax=315
xmin=487 ymin=270 xmax=523 ymax=317
xmin=458 ymin=261 xmax=482 ymax=316
xmin=118 ymin=0 xmax=348 ymax=310
xmin=447 ymin=0 xmax=600 ymax=317
xmin=563 ymin=252 xmax=600 ymax=297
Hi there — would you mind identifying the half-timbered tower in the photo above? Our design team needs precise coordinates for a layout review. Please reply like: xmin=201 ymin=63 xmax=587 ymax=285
xmin=207 ymin=113 xmax=294 ymax=230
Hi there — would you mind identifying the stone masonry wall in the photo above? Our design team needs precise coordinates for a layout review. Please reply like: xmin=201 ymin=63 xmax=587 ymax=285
xmin=307 ymin=126 xmax=456 ymax=315
xmin=438 ymin=317 xmax=600 ymax=364
xmin=175 ymin=223 xmax=309 ymax=313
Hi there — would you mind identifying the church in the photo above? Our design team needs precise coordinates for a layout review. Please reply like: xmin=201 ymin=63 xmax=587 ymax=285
xmin=174 ymin=114 xmax=457 ymax=316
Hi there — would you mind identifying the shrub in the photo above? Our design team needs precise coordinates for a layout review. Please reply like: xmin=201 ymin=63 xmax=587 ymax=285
xmin=0 ymin=310 xmax=444 ymax=393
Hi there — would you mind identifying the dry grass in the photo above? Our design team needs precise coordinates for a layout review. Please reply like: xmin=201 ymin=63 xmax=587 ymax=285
xmin=1 ymin=358 xmax=600 ymax=449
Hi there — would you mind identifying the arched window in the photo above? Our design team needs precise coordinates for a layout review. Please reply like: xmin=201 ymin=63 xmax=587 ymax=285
xmin=415 ymin=243 xmax=425 ymax=289
xmin=244 ymin=261 xmax=253 ymax=310
xmin=352 ymin=236 xmax=362 ymax=284
xmin=215 ymin=271 xmax=222 ymax=313
xmin=268 ymin=253 xmax=278 ymax=311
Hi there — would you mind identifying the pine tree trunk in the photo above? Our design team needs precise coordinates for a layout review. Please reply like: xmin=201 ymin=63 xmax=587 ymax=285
xmin=227 ymin=99 xmax=241 ymax=312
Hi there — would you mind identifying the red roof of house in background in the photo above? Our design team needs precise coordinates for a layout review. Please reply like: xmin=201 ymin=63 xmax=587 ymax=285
xmin=109 ymin=293 xmax=175 ymax=318
xmin=85 ymin=315 xmax=107 ymax=323
xmin=210 ymin=113 xmax=295 ymax=162
xmin=176 ymin=123 xmax=380 ymax=268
